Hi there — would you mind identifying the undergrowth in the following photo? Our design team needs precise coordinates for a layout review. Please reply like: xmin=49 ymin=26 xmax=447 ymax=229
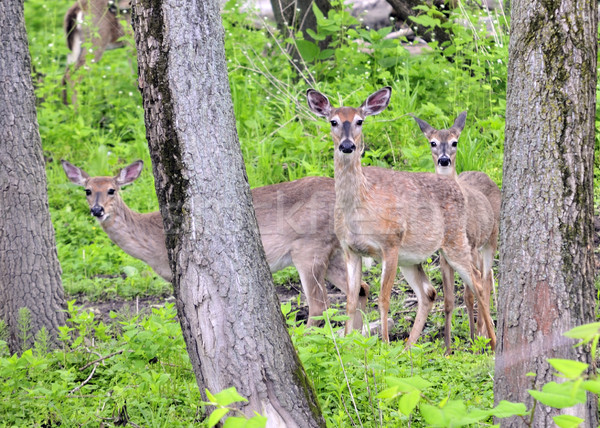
xmin=14 ymin=0 xmax=600 ymax=425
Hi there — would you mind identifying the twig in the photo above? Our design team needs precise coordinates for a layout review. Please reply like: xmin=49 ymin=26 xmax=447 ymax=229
xmin=69 ymin=363 xmax=97 ymax=395
xmin=80 ymin=349 xmax=125 ymax=371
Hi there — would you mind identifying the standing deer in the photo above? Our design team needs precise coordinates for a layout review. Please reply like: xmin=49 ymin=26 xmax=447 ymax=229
xmin=307 ymin=87 xmax=496 ymax=349
xmin=412 ymin=112 xmax=501 ymax=352
xmin=61 ymin=160 xmax=368 ymax=327
xmin=62 ymin=0 xmax=132 ymax=104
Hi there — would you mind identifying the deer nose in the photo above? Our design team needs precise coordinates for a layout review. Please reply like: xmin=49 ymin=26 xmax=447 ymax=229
xmin=438 ymin=156 xmax=451 ymax=167
xmin=339 ymin=140 xmax=356 ymax=154
xmin=90 ymin=205 xmax=105 ymax=217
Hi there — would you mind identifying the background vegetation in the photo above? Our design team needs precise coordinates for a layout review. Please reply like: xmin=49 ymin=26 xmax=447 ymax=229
xmin=0 ymin=0 xmax=597 ymax=426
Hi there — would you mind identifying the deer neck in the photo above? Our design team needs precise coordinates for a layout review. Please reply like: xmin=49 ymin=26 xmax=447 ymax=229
xmin=97 ymin=197 xmax=144 ymax=251
xmin=334 ymin=149 xmax=369 ymax=210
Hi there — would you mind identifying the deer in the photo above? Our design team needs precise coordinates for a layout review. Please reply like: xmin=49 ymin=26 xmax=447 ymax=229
xmin=61 ymin=160 xmax=369 ymax=328
xmin=306 ymin=87 xmax=497 ymax=350
xmin=412 ymin=112 xmax=501 ymax=352
xmin=62 ymin=0 xmax=132 ymax=104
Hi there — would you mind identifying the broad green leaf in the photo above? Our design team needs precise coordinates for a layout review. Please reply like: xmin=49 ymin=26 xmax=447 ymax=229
xmin=205 ymin=389 xmax=217 ymax=404
xmin=581 ymin=379 xmax=600 ymax=394
xmin=295 ymin=40 xmax=319 ymax=62
xmin=548 ymin=359 xmax=588 ymax=379
xmin=317 ymin=49 xmax=335 ymax=60
xmin=214 ymin=387 xmax=248 ymax=407
xmin=306 ymin=28 xmax=326 ymax=41
xmin=223 ymin=414 xmax=267 ymax=428
xmin=563 ymin=323 xmax=600 ymax=342
xmin=122 ymin=265 xmax=139 ymax=277
xmin=420 ymin=403 xmax=444 ymax=426
xmin=207 ymin=408 xmax=229 ymax=428
xmin=490 ymin=400 xmax=528 ymax=418
xmin=399 ymin=390 xmax=420 ymax=416
xmin=528 ymin=382 xmax=586 ymax=409
xmin=553 ymin=414 xmax=584 ymax=428
xmin=408 ymin=15 xmax=440 ymax=29
xmin=386 ymin=375 xmax=432 ymax=392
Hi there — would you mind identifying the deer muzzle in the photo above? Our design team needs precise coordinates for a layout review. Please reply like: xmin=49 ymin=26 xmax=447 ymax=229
xmin=90 ymin=205 xmax=105 ymax=218
xmin=339 ymin=139 xmax=356 ymax=154
xmin=438 ymin=156 xmax=452 ymax=167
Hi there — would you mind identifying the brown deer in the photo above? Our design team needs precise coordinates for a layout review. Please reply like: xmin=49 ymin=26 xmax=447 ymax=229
xmin=412 ymin=112 xmax=501 ymax=352
xmin=62 ymin=0 xmax=132 ymax=104
xmin=61 ymin=160 xmax=368 ymax=327
xmin=307 ymin=87 xmax=496 ymax=349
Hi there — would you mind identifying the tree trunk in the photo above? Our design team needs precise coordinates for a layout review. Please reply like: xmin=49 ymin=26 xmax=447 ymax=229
xmin=0 ymin=0 xmax=66 ymax=354
xmin=132 ymin=1 xmax=325 ymax=426
xmin=495 ymin=1 xmax=598 ymax=426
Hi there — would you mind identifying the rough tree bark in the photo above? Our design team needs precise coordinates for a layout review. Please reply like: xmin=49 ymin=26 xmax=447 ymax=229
xmin=494 ymin=1 xmax=598 ymax=426
xmin=0 ymin=0 xmax=66 ymax=354
xmin=132 ymin=1 xmax=325 ymax=426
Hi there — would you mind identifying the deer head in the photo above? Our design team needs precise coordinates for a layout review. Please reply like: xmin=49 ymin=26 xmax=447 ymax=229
xmin=61 ymin=160 xmax=143 ymax=223
xmin=412 ymin=111 xmax=467 ymax=176
xmin=306 ymin=87 xmax=392 ymax=160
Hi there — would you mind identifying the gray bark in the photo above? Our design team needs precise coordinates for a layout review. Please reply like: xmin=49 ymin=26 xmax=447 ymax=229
xmin=132 ymin=0 xmax=325 ymax=426
xmin=0 ymin=0 xmax=66 ymax=354
xmin=495 ymin=1 xmax=598 ymax=426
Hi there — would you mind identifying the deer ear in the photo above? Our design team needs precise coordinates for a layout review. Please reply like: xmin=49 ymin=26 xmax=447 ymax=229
xmin=411 ymin=115 xmax=435 ymax=139
xmin=452 ymin=111 xmax=467 ymax=133
xmin=360 ymin=86 xmax=392 ymax=117
xmin=306 ymin=89 xmax=332 ymax=117
xmin=116 ymin=160 xmax=144 ymax=187
xmin=62 ymin=160 xmax=89 ymax=186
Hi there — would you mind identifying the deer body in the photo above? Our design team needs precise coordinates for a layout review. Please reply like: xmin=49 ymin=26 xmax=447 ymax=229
xmin=62 ymin=161 xmax=367 ymax=327
xmin=63 ymin=0 xmax=132 ymax=104
xmin=308 ymin=87 xmax=496 ymax=349
xmin=412 ymin=112 xmax=501 ymax=351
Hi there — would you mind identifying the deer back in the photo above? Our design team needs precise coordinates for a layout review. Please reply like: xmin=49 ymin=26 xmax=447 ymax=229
xmin=252 ymin=176 xmax=339 ymax=271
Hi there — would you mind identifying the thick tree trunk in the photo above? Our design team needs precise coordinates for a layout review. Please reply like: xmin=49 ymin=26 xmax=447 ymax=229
xmin=0 ymin=0 xmax=66 ymax=354
xmin=495 ymin=1 xmax=598 ymax=426
xmin=132 ymin=1 xmax=325 ymax=426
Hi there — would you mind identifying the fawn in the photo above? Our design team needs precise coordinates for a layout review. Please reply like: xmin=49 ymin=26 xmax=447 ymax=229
xmin=62 ymin=0 xmax=132 ymax=104
xmin=62 ymin=160 xmax=368 ymax=327
xmin=307 ymin=87 xmax=496 ymax=349
xmin=412 ymin=112 xmax=501 ymax=352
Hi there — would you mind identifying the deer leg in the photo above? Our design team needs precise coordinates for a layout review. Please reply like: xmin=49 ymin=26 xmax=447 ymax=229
xmin=326 ymin=249 xmax=368 ymax=330
xmin=477 ymin=243 xmax=496 ymax=337
xmin=399 ymin=264 xmax=437 ymax=347
xmin=379 ymin=249 xmax=400 ymax=342
xmin=446 ymin=254 xmax=496 ymax=351
xmin=292 ymin=252 xmax=328 ymax=327
xmin=343 ymin=249 xmax=363 ymax=336
xmin=464 ymin=285 xmax=476 ymax=340
xmin=439 ymin=256 xmax=456 ymax=354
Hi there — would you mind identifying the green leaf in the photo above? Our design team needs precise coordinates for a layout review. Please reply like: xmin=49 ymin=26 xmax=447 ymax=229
xmin=548 ymin=359 xmax=588 ymax=379
xmin=528 ymin=382 xmax=586 ymax=409
xmin=553 ymin=414 xmax=584 ymax=428
xmin=295 ymin=40 xmax=319 ymax=62
xmin=207 ymin=408 xmax=229 ymax=428
xmin=306 ymin=28 xmax=326 ymax=41
xmin=490 ymin=400 xmax=528 ymax=418
xmin=399 ymin=390 xmax=420 ymax=416
xmin=420 ymin=403 xmax=444 ymax=425
xmin=563 ymin=323 xmax=600 ymax=342
xmin=317 ymin=49 xmax=335 ymax=60
xmin=205 ymin=389 xmax=217 ymax=404
xmin=214 ymin=387 xmax=248 ymax=407
xmin=581 ymin=379 xmax=600 ymax=394
xmin=408 ymin=15 xmax=440 ymax=29
xmin=122 ymin=265 xmax=139 ymax=277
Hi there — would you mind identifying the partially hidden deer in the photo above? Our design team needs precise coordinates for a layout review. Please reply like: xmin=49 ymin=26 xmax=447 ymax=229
xmin=307 ymin=87 xmax=496 ymax=350
xmin=62 ymin=160 xmax=369 ymax=328
xmin=412 ymin=112 xmax=501 ymax=352
xmin=62 ymin=0 xmax=132 ymax=104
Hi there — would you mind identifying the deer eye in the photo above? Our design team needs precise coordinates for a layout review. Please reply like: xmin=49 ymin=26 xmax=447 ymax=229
xmin=107 ymin=189 xmax=115 ymax=195
xmin=430 ymin=141 xmax=437 ymax=147
xmin=330 ymin=120 xmax=338 ymax=127
xmin=356 ymin=119 xmax=363 ymax=126
xmin=85 ymin=189 xmax=92 ymax=196
xmin=451 ymin=141 xmax=458 ymax=147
